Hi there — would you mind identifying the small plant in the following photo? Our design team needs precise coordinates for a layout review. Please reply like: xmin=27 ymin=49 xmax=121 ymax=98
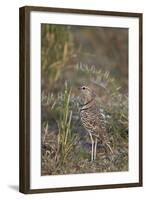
xmin=57 ymin=82 xmax=77 ymax=164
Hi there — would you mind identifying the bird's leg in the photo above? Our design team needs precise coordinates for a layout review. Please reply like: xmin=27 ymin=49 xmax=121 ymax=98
xmin=94 ymin=138 xmax=98 ymax=160
xmin=89 ymin=132 xmax=94 ymax=161
xmin=106 ymin=143 xmax=113 ymax=154
xmin=91 ymin=139 xmax=94 ymax=161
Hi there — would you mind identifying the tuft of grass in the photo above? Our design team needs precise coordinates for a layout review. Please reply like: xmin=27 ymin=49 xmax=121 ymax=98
xmin=57 ymin=82 xmax=78 ymax=164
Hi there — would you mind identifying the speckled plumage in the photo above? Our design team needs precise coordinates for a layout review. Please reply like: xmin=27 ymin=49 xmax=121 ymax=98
xmin=79 ymin=86 xmax=112 ymax=161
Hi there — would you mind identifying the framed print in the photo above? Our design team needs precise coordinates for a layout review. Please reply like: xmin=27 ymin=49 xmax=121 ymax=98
xmin=19 ymin=6 xmax=143 ymax=194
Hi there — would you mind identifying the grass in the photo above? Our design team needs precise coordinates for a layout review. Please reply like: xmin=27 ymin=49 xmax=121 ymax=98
xmin=41 ymin=65 xmax=128 ymax=175
xmin=57 ymin=82 xmax=78 ymax=165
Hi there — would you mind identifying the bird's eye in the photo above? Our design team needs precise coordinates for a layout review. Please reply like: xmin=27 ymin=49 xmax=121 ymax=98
xmin=82 ymin=87 xmax=85 ymax=90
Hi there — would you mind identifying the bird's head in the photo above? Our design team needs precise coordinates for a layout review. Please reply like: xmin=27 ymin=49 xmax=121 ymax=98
xmin=78 ymin=86 xmax=96 ymax=104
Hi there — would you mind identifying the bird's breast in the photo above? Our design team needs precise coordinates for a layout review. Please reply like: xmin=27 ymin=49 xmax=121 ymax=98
xmin=80 ymin=108 xmax=107 ymax=134
xmin=80 ymin=109 xmax=97 ymax=130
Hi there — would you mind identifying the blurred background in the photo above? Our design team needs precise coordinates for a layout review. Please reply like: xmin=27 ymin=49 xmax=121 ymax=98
xmin=41 ymin=24 xmax=128 ymax=93
xmin=41 ymin=24 xmax=128 ymax=175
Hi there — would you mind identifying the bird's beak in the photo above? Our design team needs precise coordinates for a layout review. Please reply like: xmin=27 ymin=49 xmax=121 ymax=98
xmin=78 ymin=87 xmax=81 ymax=90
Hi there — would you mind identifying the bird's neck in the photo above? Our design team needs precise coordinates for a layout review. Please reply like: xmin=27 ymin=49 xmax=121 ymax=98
xmin=80 ymin=98 xmax=96 ymax=111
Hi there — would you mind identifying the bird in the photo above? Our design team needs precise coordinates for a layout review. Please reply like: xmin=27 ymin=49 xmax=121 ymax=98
xmin=78 ymin=86 xmax=113 ymax=161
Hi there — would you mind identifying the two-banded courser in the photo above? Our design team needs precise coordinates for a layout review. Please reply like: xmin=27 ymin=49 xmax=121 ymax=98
xmin=78 ymin=86 xmax=113 ymax=161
